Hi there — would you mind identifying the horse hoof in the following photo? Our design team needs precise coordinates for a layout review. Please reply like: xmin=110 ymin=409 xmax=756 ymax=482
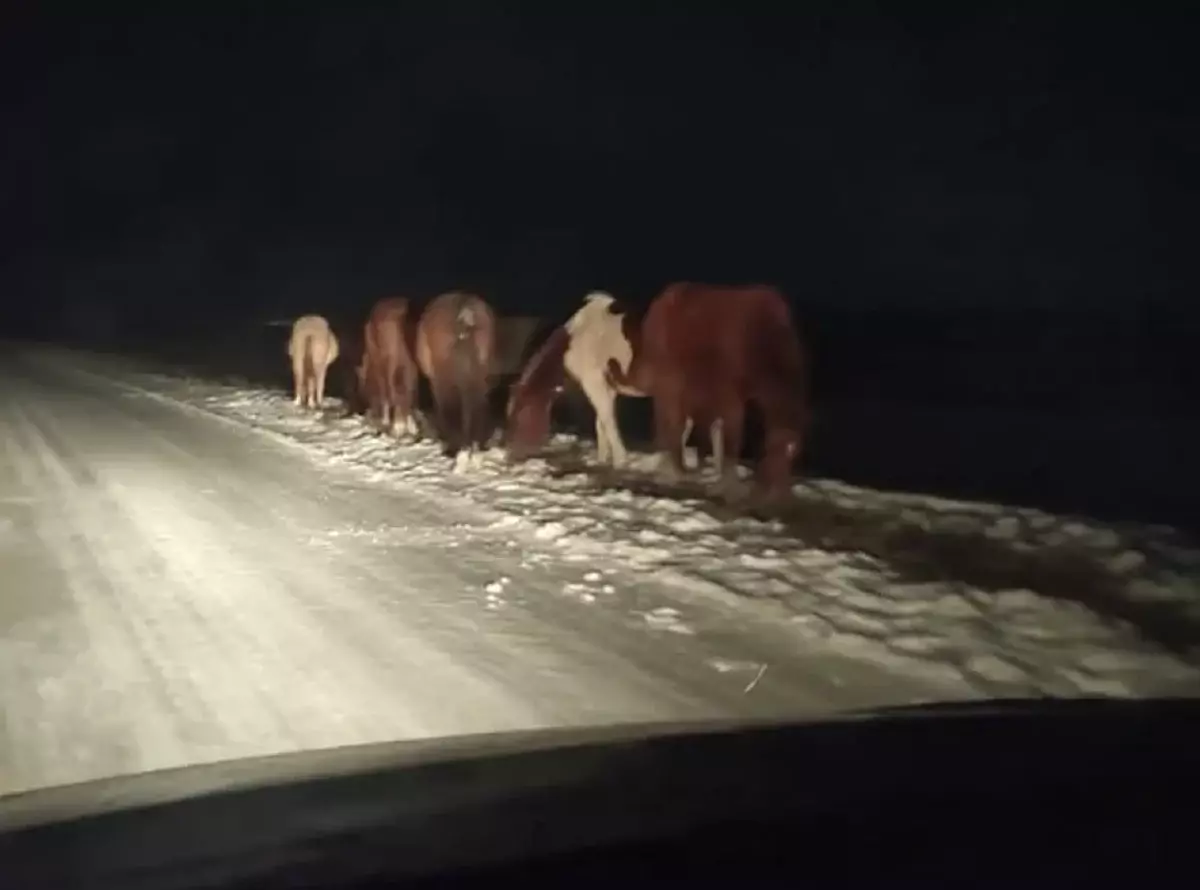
xmin=751 ymin=488 xmax=794 ymax=515
xmin=715 ymin=477 xmax=747 ymax=504
xmin=656 ymin=466 xmax=685 ymax=486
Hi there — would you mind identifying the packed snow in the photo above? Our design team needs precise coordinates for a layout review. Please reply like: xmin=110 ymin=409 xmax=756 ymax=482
xmin=89 ymin=359 xmax=1200 ymax=700
xmin=20 ymin=348 xmax=931 ymax=799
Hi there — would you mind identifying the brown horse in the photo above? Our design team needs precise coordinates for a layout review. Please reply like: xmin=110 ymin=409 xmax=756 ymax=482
xmin=336 ymin=321 xmax=370 ymax=417
xmin=415 ymin=291 xmax=497 ymax=470
xmin=608 ymin=282 xmax=809 ymax=500
xmin=359 ymin=296 xmax=420 ymax=438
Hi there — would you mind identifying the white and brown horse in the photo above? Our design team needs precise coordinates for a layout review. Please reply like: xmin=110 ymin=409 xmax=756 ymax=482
xmin=505 ymin=292 xmax=647 ymax=466
xmin=415 ymin=291 xmax=497 ymax=472
xmin=287 ymin=314 xmax=340 ymax=409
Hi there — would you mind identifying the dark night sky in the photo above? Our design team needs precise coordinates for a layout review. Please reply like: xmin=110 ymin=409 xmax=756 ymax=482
xmin=1 ymin=3 xmax=1196 ymax=331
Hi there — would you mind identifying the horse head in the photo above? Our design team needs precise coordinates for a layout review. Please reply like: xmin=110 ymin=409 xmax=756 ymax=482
xmin=504 ymin=325 xmax=570 ymax=461
xmin=755 ymin=386 xmax=809 ymax=501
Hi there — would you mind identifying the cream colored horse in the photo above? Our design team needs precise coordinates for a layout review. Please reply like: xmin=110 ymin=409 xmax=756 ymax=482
xmin=287 ymin=314 xmax=340 ymax=409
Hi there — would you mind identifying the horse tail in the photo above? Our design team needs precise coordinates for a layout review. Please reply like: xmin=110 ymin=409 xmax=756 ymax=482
xmin=302 ymin=334 xmax=315 ymax=383
xmin=605 ymin=354 xmax=649 ymax=394
xmin=451 ymin=293 xmax=482 ymax=447
xmin=605 ymin=357 xmax=631 ymax=388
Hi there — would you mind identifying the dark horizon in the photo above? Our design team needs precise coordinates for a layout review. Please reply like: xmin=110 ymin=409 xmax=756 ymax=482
xmin=3 ymin=6 xmax=1195 ymax=318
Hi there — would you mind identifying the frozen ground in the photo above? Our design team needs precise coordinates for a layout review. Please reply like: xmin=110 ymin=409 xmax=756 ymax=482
xmin=2 ymin=344 xmax=1198 ymax=799
xmin=0 ymin=345 xmax=964 ymax=800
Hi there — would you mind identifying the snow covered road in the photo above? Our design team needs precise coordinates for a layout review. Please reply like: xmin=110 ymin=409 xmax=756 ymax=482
xmin=0 ymin=346 xmax=962 ymax=798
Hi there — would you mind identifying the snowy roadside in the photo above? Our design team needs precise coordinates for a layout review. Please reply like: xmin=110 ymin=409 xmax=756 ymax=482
xmin=53 ymin=351 xmax=1200 ymax=699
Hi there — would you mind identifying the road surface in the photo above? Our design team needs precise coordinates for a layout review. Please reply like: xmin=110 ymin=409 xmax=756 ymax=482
xmin=0 ymin=345 xmax=952 ymax=798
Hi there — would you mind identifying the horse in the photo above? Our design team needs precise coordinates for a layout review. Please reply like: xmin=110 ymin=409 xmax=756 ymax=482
xmin=286 ymin=314 xmax=340 ymax=410
xmin=493 ymin=315 xmax=548 ymax=378
xmin=607 ymin=282 xmax=809 ymax=501
xmin=505 ymin=292 xmax=646 ymax=465
xmin=359 ymin=296 xmax=420 ymax=438
xmin=415 ymin=291 xmax=497 ymax=471
xmin=336 ymin=322 xmax=370 ymax=417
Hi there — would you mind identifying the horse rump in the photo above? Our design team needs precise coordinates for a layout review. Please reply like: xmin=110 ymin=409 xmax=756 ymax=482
xmin=288 ymin=314 xmax=336 ymax=409
xmin=360 ymin=297 xmax=420 ymax=435
xmin=416 ymin=292 xmax=497 ymax=461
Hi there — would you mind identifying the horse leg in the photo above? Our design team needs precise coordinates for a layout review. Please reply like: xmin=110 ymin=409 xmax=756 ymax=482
xmin=468 ymin=388 xmax=488 ymax=469
xmin=447 ymin=381 xmax=476 ymax=473
xmin=291 ymin=354 xmax=306 ymax=407
xmin=456 ymin=378 xmax=472 ymax=466
xmin=595 ymin=415 xmax=611 ymax=465
xmin=461 ymin=374 xmax=478 ymax=452
xmin=652 ymin=388 xmax=687 ymax=482
xmin=315 ymin=362 xmax=328 ymax=408
xmin=388 ymin=401 xmax=405 ymax=438
xmin=431 ymin=378 xmax=460 ymax=459
xmin=679 ymin=416 xmax=697 ymax=470
xmin=716 ymin=398 xmax=745 ymax=497
xmin=384 ymin=362 xmax=402 ymax=437
xmin=581 ymin=375 xmax=624 ymax=467
xmin=457 ymin=389 xmax=474 ymax=470
xmin=471 ymin=386 xmax=489 ymax=461
xmin=709 ymin=417 xmax=723 ymax=476
xmin=391 ymin=364 xmax=408 ymax=439
xmin=402 ymin=365 xmax=420 ymax=439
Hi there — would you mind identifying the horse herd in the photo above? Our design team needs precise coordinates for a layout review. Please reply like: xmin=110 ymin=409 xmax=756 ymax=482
xmin=286 ymin=283 xmax=810 ymax=501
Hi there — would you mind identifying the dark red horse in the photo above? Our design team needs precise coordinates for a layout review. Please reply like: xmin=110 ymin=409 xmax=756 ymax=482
xmin=359 ymin=296 xmax=420 ymax=438
xmin=504 ymin=325 xmax=570 ymax=460
xmin=415 ymin=291 xmax=497 ymax=470
xmin=609 ymin=282 xmax=810 ymax=500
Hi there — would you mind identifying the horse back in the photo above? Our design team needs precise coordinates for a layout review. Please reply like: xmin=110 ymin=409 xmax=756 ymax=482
xmin=416 ymin=292 xmax=496 ymax=383
xmin=288 ymin=314 xmax=331 ymax=356
xmin=362 ymin=298 xmax=415 ymax=394
xmin=365 ymin=298 xmax=414 ymax=359
xmin=643 ymin=283 xmax=798 ymax=387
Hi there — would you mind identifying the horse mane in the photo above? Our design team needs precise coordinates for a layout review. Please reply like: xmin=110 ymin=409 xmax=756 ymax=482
xmin=508 ymin=324 xmax=569 ymax=414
